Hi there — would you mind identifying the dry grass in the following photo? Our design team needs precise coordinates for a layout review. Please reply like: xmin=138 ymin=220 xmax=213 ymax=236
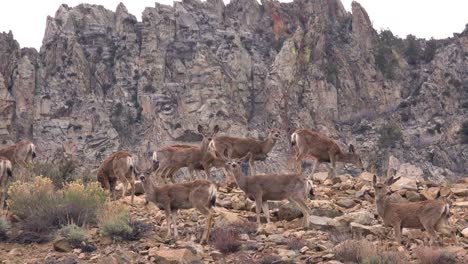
xmin=8 ymin=177 xmax=106 ymax=233
xmin=98 ymin=202 xmax=132 ymax=240
xmin=335 ymin=239 xmax=377 ymax=263
xmin=287 ymin=236 xmax=306 ymax=251
xmin=209 ymin=227 xmax=242 ymax=255
xmin=0 ymin=217 xmax=9 ymax=241
xmin=415 ymin=247 xmax=459 ymax=264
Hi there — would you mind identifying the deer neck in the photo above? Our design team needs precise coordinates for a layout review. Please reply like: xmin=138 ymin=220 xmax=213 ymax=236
xmin=199 ymin=138 xmax=210 ymax=155
xmin=375 ymin=195 xmax=388 ymax=219
xmin=261 ymin=137 xmax=277 ymax=154
xmin=232 ymin=168 xmax=247 ymax=190
xmin=336 ymin=152 xmax=354 ymax=163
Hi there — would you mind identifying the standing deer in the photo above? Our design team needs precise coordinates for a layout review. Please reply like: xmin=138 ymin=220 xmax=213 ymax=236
xmin=209 ymin=129 xmax=281 ymax=176
xmin=0 ymin=140 xmax=37 ymax=166
xmin=373 ymin=175 xmax=457 ymax=245
xmin=97 ymin=150 xmax=136 ymax=204
xmin=139 ymin=171 xmax=217 ymax=244
xmin=0 ymin=157 xmax=13 ymax=209
xmin=222 ymin=150 xmax=311 ymax=228
xmin=152 ymin=125 xmax=219 ymax=183
xmin=291 ymin=128 xmax=364 ymax=178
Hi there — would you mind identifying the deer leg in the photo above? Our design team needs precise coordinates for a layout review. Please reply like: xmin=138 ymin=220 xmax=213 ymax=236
xmin=188 ymin=166 xmax=195 ymax=181
xmin=329 ymin=154 xmax=337 ymax=178
xmin=171 ymin=211 xmax=178 ymax=239
xmin=130 ymin=179 xmax=135 ymax=205
xmin=164 ymin=208 xmax=172 ymax=238
xmin=255 ymin=195 xmax=263 ymax=225
xmin=295 ymin=151 xmax=306 ymax=174
xmin=309 ymin=159 xmax=320 ymax=179
xmin=195 ymin=204 xmax=213 ymax=244
xmin=121 ymin=179 xmax=128 ymax=200
xmin=249 ymin=157 xmax=256 ymax=176
xmin=290 ymin=197 xmax=310 ymax=228
xmin=393 ymin=222 xmax=402 ymax=244
xmin=262 ymin=201 xmax=270 ymax=224
xmin=421 ymin=219 xmax=439 ymax=246
xmin=110 ymin=180 xmax=117 ymax=201
xmin=0 ymin=186 xmax=5 ymax=210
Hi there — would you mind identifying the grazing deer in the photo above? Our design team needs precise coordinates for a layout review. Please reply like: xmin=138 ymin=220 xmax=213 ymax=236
xmin=0 ymin=157 xmax=13 ymax=209
xmin=97 ymin=150 xmax=136 ymax=204
xmin=373 ymin=175 xmax=457 ymax=245
xmin=0 ymin=140 xmax=37 ymax=166
xmin=290 ymin=128 xmax=364 ymax=178
xmin=139 ymin=171 xmax=217 ymax=244
xmin=152 ymin=125 xmax=219 ymax=183
xmin=209 ymin=129 xmax=281 ymax=176
xmin=222 ymin=150 xmax=311 ymax=228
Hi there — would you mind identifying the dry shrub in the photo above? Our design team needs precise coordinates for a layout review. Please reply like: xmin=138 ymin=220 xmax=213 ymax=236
xmin=287 ymin=236 xmax=306 ymax=251
xmin=415 ymin=247 xmax=459 ymax=264
xmin=0 ymin=217 xmax=10 ymax=241
xmin=328 ymin=228 xmax=356 ymax=244
xmin=229 ymin=221 xmax=258 ymax=235
xmin=8 ymin=177 xmax=106 ymax=233
xmin=125 ymin=219 xmax=152 ymax=241
xmin=10 ymin=231 xmax=51 ymax=244
xmin=364 ymin=251 xmax=407 ymax=264
xmin=29 ymin=159 xmax=79 ymax=187
xmin=335 ymin=239 xmax=377 ymax=263
xmin=209 ymin=227 xmax=241 ymax=255
xmin=59 ymin=224 xmax=97 ymax=252
xmin=258 ymin=254 xmax=282 ymax=264
xmin=99 ymin=202 xmax=132 ymax=240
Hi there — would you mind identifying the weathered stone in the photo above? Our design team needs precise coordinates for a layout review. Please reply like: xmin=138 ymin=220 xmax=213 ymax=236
xmin=461 ymin=228 xmax=468 ymax=238
xmin=421 ymin=187 xmax=440 ymax=200
xmin=312 ymin=172 xmax=329 ymax=183
xmin=350 ymin=222 xmax=385 ymax=236
xmin=309 ymin=216 xmax=333 ymax=230
xmin=451 ymin=187 xmax=468 ymax=197
xmin=278 ymin=202 xmax=303 ymax=221
xmin=335 ymin=198 xmax=357 ymax=209
xmin=53 ymin=239 xmax=73 ymax=252
xmin=331 ymin=211 xmax=375 ymax=226
xmin=404 ymin=190 xmax=422 ymax=202
xmin=390 ymin=177 xmax=418 ymax=192
xmin=311 ymin=209 xmax=343 ymax=218
xmin=395 ymin=163 xmax=424 ymax=182
xmin=359 ymin=172 xmax=374 ymax=182
xmin=149 ymin=248 xmax=200 ymax=264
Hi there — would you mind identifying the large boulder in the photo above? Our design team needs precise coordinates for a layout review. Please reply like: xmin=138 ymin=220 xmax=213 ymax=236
xmin=390 ymin=177 xmax=418 ymax=192
xmin=149 ymin=248 xmax=200 ymax=264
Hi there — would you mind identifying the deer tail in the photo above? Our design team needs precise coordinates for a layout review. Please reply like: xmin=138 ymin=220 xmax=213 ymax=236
xmin=291 ymin=132 xmax=297 ymax=147
xmin=208 ymin=183 xmax=217 ymax=208
xmin=29 ymin=143 xmax=37 ymax=159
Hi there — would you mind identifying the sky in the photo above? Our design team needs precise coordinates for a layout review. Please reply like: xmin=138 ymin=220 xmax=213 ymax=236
xmin=0 ymin=0 xmax=466 ymax=49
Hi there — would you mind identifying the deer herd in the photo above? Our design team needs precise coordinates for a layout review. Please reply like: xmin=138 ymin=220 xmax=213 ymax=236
xmin=0 ymin=126 xmax=459 ymax=246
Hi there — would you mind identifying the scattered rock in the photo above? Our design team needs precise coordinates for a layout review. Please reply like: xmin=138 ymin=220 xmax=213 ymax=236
xmin=420 ymin=187 xmax=440 ymax=200
xmin=390 ymin=177 xmax=418 ymax=192
xmin=309 ymin=216 xmax=333 ymax=230
xmin=278 ymin=202 xmax=303 ymax=221
xmin=359 ymin=172 xmax=374 ymax=182
xmin=335 ymin=198 xmax=357 ymax=209
xmin=312 ymin=172 xmax=329 ymax=183
xmin=461 ymin=228 xmax=468 ymax=238
xmin=395 ymin=163 xmax=424 ymax=182
xmin=311 ymin=209 xmax=343 ymax=218
xmin=149 ymin=248 xmax=200 ymax=264
xmin=332 ymin=211 xmax=375 ymax=226
xmin=404 ymin=190 xmax=422 ymax=201
xmin=355 ymin=185 xmax=370 ymax=198
xmin=453 ymin=201 xmax=468 ymax=208
xmin=451 ymin=187 xmax=468 ymax=197
xmin=8 ymin=248 xmax=22 ymax=256
xmin=350 ymin=222 xmax=385 ymax=236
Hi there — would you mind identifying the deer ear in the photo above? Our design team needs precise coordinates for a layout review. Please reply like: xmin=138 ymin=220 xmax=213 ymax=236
xmin=384 ymin=176 xmax=398 ymax=185
xmin=349 ymin=144 xmax=355 ymax=153
xmin=240 ymin=152 xmax=252 ymax=162
xmin=223 ymin=149 xmax=229 ymax=159
xmin=373 ymin=175 xmax=378 ymax=185
xmin=213 ymin=125 xmax=220 ymax=134
xmin=197 ymin=125 xmax=204 ymax=134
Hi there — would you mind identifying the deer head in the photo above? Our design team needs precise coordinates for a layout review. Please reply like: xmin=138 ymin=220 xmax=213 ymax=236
xmin=372 ymin=175 xmax=400 ymax=200
xmin=197 ymin=124 xmax=220 ymax=142
xmin=267 ymin=129 xmax=281 ymax=141
xmin=343 ymin=144 xmax=365 ymax=171
xmin=222 ymin=149 xmax=251 ymax=174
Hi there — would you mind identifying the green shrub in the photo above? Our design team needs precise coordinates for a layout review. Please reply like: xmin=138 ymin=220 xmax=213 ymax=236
xmin=404 ymin=34 xmax=422 ymax=65
xmin=423 ymin=38 xmax=437 ymax=62
xmin=99 ymin=202 xmax=132 ymax=240
xmin=0 ymin=217 xmax=10 ymax=241
xmin=8 ymin=177 xmax=106 ymax=233
xmin=60 ymin=224 xmax=87 ymax=245
xmin=378 ymin=123 xmax=403 ymax=148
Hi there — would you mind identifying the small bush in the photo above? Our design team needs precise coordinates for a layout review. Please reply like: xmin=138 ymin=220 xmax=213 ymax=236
xmin=415 ymin=247 xmax=458 ymax=264
xmin=0 ymin=217 xmax=10 ymax=241
xmin=10 ymin=231 xmax=51 ymax=244
xmin=287 ymin=236 xmax=306 ymax=251
xmin=229 ymin=221 xmax=258 ymax=236
xmin=99 ymin=202 xmax=132 ymax=240
xmin=124 ymin=219 xmax=152 ymax=241
xmin=378 ymin=123 xmax=403 ymax=148
xmin=60 ymin=224 xmax=87 ymax=246
xmin=335 ymin=239 xmax=377 ymax=263
xmin=258 ymin=254 xmax=282 ymax=264
xmin=8 ymin=177 xmax=106 ymax=233
xmin=209 ymin=227 xmax=241 ymax=255
xmin=328 ymin=229 xmax=355 ymax=244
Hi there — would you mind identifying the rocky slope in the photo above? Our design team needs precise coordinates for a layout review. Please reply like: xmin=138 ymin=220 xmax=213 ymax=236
xmin=0 ymin=0 xmax=467 ymax=179
xmin=0 ymin=172 xmax=467 ymax=263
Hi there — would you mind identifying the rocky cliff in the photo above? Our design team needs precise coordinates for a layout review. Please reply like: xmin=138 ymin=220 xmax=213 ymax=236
xmin=0 ymin=0 xmax=467 ymax=179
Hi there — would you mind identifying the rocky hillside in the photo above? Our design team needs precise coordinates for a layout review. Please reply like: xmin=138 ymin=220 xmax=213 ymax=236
xmin=0 ymin=0 xmax=467 ymax=178
xmin=1 ymin=172 xmax=467 ymax=263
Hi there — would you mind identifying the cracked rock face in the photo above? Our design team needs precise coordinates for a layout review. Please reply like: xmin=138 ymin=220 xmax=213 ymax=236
xmin=0 ymin=0 xmax=466 ymax=178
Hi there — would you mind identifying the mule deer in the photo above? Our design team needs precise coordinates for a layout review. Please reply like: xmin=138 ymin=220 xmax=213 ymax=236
xmin=139 ymin=171 xmax=217 ymax=244
xmin=291 ymin=128 xmax=364 ymax=178
xmin=0 ymin=140 xmax=36 ymax=166
xmin=0 ymin=157 xmax=13 ymax=209
xmin=209 ymin=129 xmax=281 ymax=176
xmin=222 ymin=150 xmax=311 ymax=228
xmin=152 ymin=125 xmax=219 ymax=183
xmin=97 ymin=150 xmax=136 ymax=204
xmin=373 ymin=175 xmax=457 ymax=245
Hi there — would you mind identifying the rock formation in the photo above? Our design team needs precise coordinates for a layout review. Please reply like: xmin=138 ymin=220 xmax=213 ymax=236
xmin=0 ymin=0 xmax=466 ymax=179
